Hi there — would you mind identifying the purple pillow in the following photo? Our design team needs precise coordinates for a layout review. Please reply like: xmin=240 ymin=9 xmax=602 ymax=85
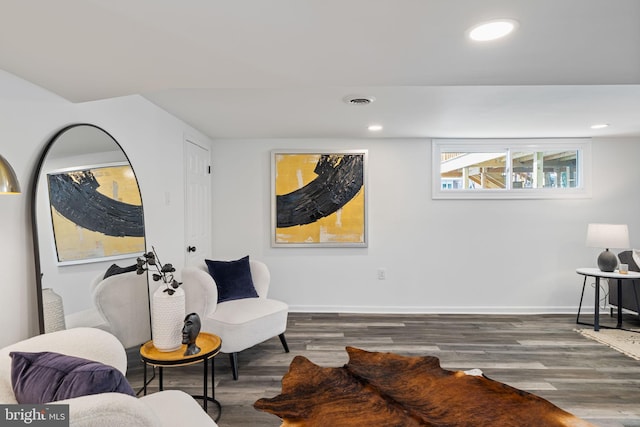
xmin=205 ymin=255 xmax=259 ymax=303
xmin=10 ymin=351 xmax=135 ymax=404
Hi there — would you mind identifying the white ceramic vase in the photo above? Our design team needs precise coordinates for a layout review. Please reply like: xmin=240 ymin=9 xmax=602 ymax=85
xmin=42 ymin=288 xmax=66 ymax=333
xmin=151 ymin=285 xmax=185 ymax=352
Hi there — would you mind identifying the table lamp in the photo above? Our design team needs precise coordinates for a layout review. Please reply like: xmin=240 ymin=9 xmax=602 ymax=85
xmin=586 ymin=223 xmax=630 ymax=272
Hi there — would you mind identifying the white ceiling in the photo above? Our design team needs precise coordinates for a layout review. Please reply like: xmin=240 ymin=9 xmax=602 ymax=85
xmin=1 ymin=0 xmax=639 ymax=139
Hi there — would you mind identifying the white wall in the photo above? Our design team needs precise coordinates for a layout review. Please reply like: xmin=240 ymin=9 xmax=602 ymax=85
xmin=1 ymin=70 xmax=72 ymax=347
xmin=210 ymin=138 xmax=640 ymax=313
xmin=0 ymin=70 xmax=211 ymax=347
xmin=3 ymin=66 xmax=639 ymax=348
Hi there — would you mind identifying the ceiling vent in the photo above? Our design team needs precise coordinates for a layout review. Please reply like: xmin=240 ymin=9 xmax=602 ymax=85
xmin=343 ymin=95 xmax=376 ymax=105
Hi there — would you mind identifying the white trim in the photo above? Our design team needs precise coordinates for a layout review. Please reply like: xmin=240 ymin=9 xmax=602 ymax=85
xmin=288 ymin=305 xmax=586 ymax=315
xmin=183 ymin=134 xmax=212 ymax=264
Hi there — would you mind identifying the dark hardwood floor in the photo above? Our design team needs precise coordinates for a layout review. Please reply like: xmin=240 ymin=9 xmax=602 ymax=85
xmin=126 ymin=313 xmax=640 ymax=427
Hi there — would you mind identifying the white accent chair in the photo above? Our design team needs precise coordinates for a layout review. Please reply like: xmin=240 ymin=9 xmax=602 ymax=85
xmin=90 ymin=270 xmax=152 ymax=349
xmin=0 ymin=327 xmax=217 ymax=427
xmin=64 ymin=270 xmax=152 ymax=350
xmin=182 ymin=260 xmax=289 ymax=380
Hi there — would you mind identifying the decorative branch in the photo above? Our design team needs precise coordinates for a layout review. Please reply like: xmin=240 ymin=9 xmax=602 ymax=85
xmin=136 ymin=246 xmax=182 ymax=295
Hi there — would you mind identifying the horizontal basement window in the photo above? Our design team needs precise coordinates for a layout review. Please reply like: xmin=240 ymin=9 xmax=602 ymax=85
xmin=432 ymin=139 xmax=592 ymax=200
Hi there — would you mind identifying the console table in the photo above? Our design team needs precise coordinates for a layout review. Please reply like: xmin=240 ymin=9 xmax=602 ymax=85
xmin=576 ymin=267 xmax=640 ymax=331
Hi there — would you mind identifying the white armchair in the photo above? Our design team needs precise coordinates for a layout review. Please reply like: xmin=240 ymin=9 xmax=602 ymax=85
xmin=182 ymin=260 xmax=289 ymax=380
xmin=78 ymin=270 xmax=151 ymax=349
xmin=0 ymin=327 xmax=217 ymax=427
xmin=64 ymin=270 xmax=152 ymax=350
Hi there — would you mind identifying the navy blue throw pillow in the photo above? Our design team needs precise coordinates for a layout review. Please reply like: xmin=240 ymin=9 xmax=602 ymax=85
xmin=205 ymin=256 xmax=259 ymax=303
xmin=10 ymin=351 xmax=135 ymax=404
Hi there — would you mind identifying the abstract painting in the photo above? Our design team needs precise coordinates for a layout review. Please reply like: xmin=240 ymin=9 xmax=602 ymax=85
xmin=47 ymin=162 xmax=145 ymax=264
xmin=272 ymin=150 xmax=367 ymax=247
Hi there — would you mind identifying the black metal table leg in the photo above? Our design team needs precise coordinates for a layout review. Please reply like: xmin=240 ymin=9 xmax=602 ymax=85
xmin=575 ymin=268 xmax=640 ymax=333
xmin=634 ymin=283 xmax=640 ymax=320
xmin=576 ymin=276 xmax=587 ymax=324
xmin=576 ymin=275 xmax=603 ymax=331
xmin=192 ymin=357 xmax=221 ymax=422
xmin=617 ymin=278 xmax=623 ymax=328
xmin=210 ymin=357 xmax=221 ymax=422
xmin=139 ymin=333 xmax=222 ymax=421
xmin=594 ymin=277 xmax=600 ymax=331
xmin=203 ymin=353 xmax=208 ymax=412
xmin=211 ymin=357 xmax=215 ymax=402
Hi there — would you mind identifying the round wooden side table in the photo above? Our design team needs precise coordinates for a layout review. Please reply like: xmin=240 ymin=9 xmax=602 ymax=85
xmin=140 ymin=332 xmax=222 ymax=421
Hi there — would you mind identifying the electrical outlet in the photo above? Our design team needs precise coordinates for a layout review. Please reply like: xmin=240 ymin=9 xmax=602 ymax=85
xmin=377 ymin=268 xmax=386 ymax=280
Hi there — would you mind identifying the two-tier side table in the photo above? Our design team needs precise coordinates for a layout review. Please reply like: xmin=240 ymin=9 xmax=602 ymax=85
xmin=140 ymin=332 xmax=222 ymax=421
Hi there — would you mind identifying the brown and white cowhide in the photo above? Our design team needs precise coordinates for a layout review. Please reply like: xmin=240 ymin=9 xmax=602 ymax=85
xmin=254 ymin=347 xmax=595 ymax=427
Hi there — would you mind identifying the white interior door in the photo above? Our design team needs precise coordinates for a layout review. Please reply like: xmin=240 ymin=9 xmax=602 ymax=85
xmin=184 ymin=138 xmax=211 ymax=266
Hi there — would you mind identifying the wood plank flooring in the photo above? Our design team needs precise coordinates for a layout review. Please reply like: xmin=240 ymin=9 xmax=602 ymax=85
xmin=126 ymin=313 xmax=640 ymax=427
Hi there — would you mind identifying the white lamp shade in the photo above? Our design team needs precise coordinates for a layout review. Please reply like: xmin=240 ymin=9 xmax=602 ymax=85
xmin=586 ymin=223 xmax=630 ymax=249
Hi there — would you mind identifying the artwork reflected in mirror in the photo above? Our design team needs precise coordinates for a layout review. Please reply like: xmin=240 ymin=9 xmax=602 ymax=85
xmin=47 ymin=163 xmax=144 ymax=264
xmin=32 ymin=124 xmax=147 ymax=336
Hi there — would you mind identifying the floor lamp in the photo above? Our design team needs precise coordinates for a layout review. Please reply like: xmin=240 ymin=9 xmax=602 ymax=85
xmin=0 ymin=154 xmax=21 ymax=194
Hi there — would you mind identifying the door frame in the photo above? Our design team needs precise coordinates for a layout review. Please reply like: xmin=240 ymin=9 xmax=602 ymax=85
xmin=183 ymin=134 xmax=211 ymax=266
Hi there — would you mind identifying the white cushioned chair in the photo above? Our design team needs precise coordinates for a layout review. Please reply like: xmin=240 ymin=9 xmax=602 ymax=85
xmin=64 ymin=270 xmax=152 ymax=350
xmin=90 ymin=270 xmax=152 ymax=349
xmin=0 ymin=327 xmax=217 ymax=427
xmin=182 ymin=260 xmax=289 ymax=380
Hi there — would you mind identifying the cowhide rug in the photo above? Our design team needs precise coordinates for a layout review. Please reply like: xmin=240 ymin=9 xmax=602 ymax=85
xmin=254 ymin=347 xmax=595 ymax=427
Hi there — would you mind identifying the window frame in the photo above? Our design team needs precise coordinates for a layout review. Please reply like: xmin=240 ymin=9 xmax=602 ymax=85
xmin=432 ymin=138 xmax=592 ymax=200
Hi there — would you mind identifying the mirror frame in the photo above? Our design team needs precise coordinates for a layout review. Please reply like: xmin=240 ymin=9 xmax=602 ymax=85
xmin=31 ymin=123 xmax=145 ymax=334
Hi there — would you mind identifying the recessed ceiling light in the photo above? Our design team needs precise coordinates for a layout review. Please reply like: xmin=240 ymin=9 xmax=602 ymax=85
xmin=343 ymin=95 xmax=376 ymax=105
xmin=368 ymin=124 xmax=383 ymax=132
xmin=590 ymin=123 xmax=609 ymax=129
xmin=468 ymin=19 xmax=518 ymax=41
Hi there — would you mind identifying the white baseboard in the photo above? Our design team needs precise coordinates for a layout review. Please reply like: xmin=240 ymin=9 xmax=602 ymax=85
xmin=288 ymin=305 xmax=588 ymax=315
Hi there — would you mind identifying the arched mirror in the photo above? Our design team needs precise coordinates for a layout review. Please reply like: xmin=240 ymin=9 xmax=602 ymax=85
xmin=32 ymin=124 xmax=148 ymax=342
